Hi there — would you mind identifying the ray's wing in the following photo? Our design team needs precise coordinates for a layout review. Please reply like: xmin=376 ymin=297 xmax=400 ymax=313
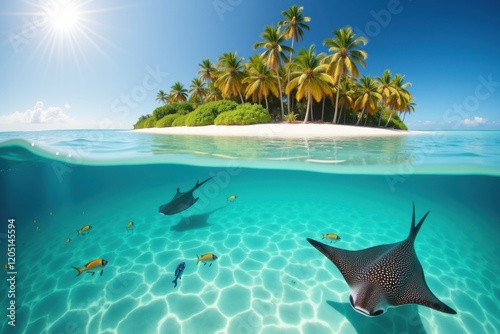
xmin=394 ymin=258 xmax=457 ymax=314
xmin=307 ymin=238 xmax=397 ymax=286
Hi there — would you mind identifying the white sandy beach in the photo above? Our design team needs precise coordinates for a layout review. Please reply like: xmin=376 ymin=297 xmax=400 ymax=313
xmin=134 ymin=123 xmax=419 ymax=138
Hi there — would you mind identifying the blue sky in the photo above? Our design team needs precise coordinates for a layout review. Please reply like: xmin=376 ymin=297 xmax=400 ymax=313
xmin=0 ymin=0 xmax=499 ymax=131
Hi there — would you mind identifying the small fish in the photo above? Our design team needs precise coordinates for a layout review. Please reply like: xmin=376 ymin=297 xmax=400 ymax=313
xmin=33 ymin=219 xmax=37 ymax=224
xmin=197 ymin=253 xmax=218 ymax=267
xmin=65 ymin=238 xmax=71 ymax=245
xmin=72 ymin=259 xmax=108 ymax=276
xmin=126 ymin=221 xmax=134 ymax=232
xmin=322 ymin=233 xmax=341 ymax=244
xmin=4 ymin=264 xmax=7 ymax=271
xmin=35 ymin=226 xmax=40 ymax=231
xmin=227 ymin=195 xmax=237 ymax=202
xmin=77 ymin=225 xmax=92 ymax=235
xmin=172 ymin=262 xmax=186 ymax=288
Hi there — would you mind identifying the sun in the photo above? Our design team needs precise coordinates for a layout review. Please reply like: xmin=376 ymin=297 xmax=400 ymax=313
xmin=49 ymin=2 xmax=81 ymax=32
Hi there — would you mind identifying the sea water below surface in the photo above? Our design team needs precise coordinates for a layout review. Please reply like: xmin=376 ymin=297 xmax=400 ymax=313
xmin=0 ymin=129 xmax=499 ymax=334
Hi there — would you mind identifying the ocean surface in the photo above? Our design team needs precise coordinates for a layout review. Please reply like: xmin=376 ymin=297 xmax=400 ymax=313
xmin=0 ymin=129 xmax=499 ymax=334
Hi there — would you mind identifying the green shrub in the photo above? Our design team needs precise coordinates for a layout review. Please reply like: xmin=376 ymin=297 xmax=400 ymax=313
xmin=152 ymin=102 xmax=194 ymax=120
xmin=155 ymin=114 xmax=180 ymax=127
xmin=133 ymin=114 xmax=152 ymax=129
xmin=185 ymin=100 xmax=239 ymax=126
xmin=177 ymin=108 xmax=190 ymax=116
xmin=386 ymin=114 xmax=408 ymax=130
xmin=142 ymin=116 xmax=156 ymax=128
xmin=172 ymin=114 xmax=188 ymax=127
xmin=214 ymin=103 xmax=271 ymax=125
xmin=284 ymin=112 xmax=298 ymax=123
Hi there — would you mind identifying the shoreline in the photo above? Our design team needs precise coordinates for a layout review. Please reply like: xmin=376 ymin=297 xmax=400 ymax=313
xmin=134 ymin=123 xmax=423 ymax=138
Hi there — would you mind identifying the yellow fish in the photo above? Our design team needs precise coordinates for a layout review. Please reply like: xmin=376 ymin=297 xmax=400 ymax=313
xmin=197 ymin=253 xmax=218 ymax=267
xmin=4 ymin=263 xmax=7 ymax=271
xmin=72 ymin=258 xmax=108 ymax=276
xmin=227 ymin=195 xmax=237 ymax=202
xmin=322 ymin=233 xmax=341 ymax=244
xmin=77 ymin=225 xmax=92 ymax=235
xmin=126 ymin=221 xmax=134 ymax=232
xmin=66 ymin=238 xmax=71 ymax=245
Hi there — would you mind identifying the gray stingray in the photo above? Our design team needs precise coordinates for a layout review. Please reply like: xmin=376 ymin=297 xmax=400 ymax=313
xmin=307 ymin=204 xmax=456 ymax=317
xmin=159 ymin=177 xmax=213 ymax=215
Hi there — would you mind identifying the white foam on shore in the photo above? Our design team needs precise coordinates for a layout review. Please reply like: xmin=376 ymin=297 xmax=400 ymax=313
xmin=134 ymin=123 xmax=421 ymax=138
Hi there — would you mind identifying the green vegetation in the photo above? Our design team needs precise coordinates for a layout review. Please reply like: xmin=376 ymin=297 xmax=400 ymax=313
xmin=214 ymin=103 xmax=271 ymax=125
xmin=185 ymin=100 xmax=239 ymax=126
xmin=155 ymin=114 xmax=180 ymax=127
xmin=172 ymin=115 xmax=188 ymax=127
xmin=134 ymin=5 xmax=416 ymax=130
xmin=152 ymin=102 xmax=194 ymax=121
xmin=284 ymin=112 xmax=298 ymax=123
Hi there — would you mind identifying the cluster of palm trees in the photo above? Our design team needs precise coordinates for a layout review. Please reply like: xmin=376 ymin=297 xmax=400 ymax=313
xmin=155 ymin=5 xmax=415 ymax=126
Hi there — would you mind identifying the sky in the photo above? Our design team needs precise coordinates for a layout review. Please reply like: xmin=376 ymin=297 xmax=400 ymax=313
xmin=0 ymin=0 xmax=499 ymax=131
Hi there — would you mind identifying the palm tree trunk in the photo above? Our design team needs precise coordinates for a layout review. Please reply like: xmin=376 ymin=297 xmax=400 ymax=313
xmin=265 ymin=95 xmax=269 ymax=112
xmin=356 ymin=108 xmax=365 ymax=126
xmin=276 ymin=69 xmax=285 ymax=121
xmin=239 ymin=91 xmax=244 ymax=104
xmin=287 ymin=39 xmax=295 ymax=115
xmin=321 ymin=97 xmax=326 ymax=121
xmin=303 ymin=92 xmax=311 ymax=124
xmin=378 ymin=99 xmax=385 ymax=127
xmin=332 ymin=69 xmax=342 ymax=124
xmin=402 ymin=111 xmax=407 ymax=122
xmin=385 ymin=110 xmax=394 ymax=127
xmin=338 ymin=105 xmax=344 ymax=124
xmin=377 ymin=111 xmax=383 ymax=127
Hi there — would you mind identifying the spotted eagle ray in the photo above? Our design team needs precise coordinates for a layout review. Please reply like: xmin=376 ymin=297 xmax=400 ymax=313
xmin=159 ymin=177 xmax=213 ymax=215
xmin=307 ymin=204 xmax=456 ymax=316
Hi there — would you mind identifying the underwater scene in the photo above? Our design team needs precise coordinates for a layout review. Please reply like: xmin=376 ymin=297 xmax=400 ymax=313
xmin=1 ymin=130 xmax=499 ymax=334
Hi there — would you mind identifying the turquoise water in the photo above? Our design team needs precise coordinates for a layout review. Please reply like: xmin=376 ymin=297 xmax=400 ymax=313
xmin=0 ymin=130 xmax=499 ymax=334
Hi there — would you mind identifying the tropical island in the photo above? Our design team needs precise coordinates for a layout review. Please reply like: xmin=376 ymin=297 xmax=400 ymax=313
xmin=133 ymin=5 xmax=414 ymax=132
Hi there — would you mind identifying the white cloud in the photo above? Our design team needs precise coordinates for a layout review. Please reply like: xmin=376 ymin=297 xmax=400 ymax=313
xmin=64 ymin=103 xmax=71 ymax=109
xmin=0 ymin=101 xmax=71 ymax=125
xmin=461 ymin=116 xmax=487 ymax=126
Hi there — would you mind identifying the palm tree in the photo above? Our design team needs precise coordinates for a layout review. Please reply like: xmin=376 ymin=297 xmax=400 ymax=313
xmin=385 ymin=74 xmax=411 ymax=127
xmin=155 ymin=90 xmax=168 ymax=105
xmin=205 ymin=82 xmax=222 ymax=102
xmin=375 ymin=69 xmax=397 ymax=126
xmin=278 ymin=5 xmax=311 ymax=115
xmin=189 ymin=78 xmax=207 ymax=103
xmin=253 ymin=25 xmax=293 ymax=121
xmin=215 ymin=52 xmax=246 ymax=103
xmin=285 ymin=45 xmax=334 ymax=124
xmin=401 ymin=96 xmax=416 ymax=122
xmin=243 ymin=55 xmax=279 ymax=111
xmin=353 ymin=76 xmax=381 ymax=126
xmin=169 ymin=82 xmax=188 ymax=102
xmin=336 ymin=77 xmax=355 ymax=124
xmin=323 ymin=26 xmax=367 ymax=124
xmin=198 ymin=59 xmax=216 ymax=86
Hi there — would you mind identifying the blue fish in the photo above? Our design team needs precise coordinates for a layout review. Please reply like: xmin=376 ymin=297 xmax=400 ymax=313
xmin=172 ymin=262 xmax=186 ymax=288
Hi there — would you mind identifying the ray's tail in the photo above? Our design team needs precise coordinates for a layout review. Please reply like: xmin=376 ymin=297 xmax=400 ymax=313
xmin=195 ymin=176 xmax=214 ymax=190
xmin=408 ymin=203 xmax=430 ymax=242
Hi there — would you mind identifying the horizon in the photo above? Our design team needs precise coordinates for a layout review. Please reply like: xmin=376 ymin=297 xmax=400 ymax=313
xmin=1 ymin=0 xmax=499 ymax=131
